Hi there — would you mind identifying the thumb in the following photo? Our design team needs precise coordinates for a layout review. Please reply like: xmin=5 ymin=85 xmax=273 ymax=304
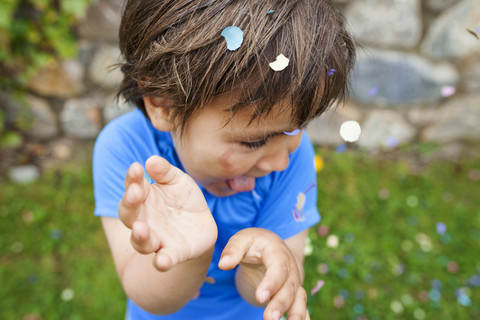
xmin=145 ymin=155 xmax=184 ymax=185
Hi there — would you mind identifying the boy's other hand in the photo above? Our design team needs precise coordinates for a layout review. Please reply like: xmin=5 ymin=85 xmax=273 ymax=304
xmin=218 ymin=228 xmax=309 ymax=320
xmin=119 ymin=155 xmax=218 ymax=272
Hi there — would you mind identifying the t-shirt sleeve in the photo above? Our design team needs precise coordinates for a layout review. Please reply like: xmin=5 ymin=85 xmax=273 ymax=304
xmin=92 ymin=123 xmax=135 ymax=218
xmin=254 ymin=132 xmax=321 ymax=239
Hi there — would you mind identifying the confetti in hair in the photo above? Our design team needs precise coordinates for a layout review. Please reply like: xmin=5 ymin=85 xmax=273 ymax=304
xmin=283 ymin=129 xmax=300 ymax=136
xmin=328 ymin=68 xmax=336 ymax=76
xmin=267 ymin=9 xmax=275 ymax=14
xmin=269 ymin=54 xmax=290 ymax=71
xmin=221 ymin=26 xmax=244 ymax=51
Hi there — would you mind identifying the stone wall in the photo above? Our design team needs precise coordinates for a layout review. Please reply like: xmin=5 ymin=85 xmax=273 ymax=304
xmin=2 ymin=0 xmax=480 ymax=178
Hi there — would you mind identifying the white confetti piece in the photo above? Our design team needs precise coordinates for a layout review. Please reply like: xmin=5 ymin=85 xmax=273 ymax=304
xmin=339 ymin=120 xmax=361 ymax=143
xmin=269 ymin=54 xmax=289 ymax=71
xmin=221 ymin=26 xmax=244 ymax=51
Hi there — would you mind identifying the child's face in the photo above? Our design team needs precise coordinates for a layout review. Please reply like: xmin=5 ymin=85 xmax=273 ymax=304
xmin=170 ymin=94 xmax=303 ymax=197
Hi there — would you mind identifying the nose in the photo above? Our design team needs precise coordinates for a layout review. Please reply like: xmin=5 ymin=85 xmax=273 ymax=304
xmin=255 ymin=146 xmax=290 ymax=173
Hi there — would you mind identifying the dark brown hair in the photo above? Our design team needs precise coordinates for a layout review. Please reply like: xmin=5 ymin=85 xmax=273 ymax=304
xmin=118 ymin=0 xmax=355 ymax=132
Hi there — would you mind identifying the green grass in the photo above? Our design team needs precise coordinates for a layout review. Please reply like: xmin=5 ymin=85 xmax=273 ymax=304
xmin=0 ymin=145 xmax=479 ymax=319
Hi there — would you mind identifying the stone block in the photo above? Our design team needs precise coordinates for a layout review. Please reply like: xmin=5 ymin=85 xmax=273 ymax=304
xmin=422 ymin=94 xmax=480 ymax=143
xmin=421 ymin=0 xmax=480 ymax=59
xmin=351 ymin=49 xmax=459 ymax=106
xmin=344 ymin=0 xmax=422 ymax=49
xmin=60 ymin=98 xmax=102 ymax=139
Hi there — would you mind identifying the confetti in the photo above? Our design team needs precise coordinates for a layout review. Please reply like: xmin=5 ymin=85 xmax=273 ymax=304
xmin=413 ymin=308 xmax=426 ymax=320
xmin=317 ymin=263 xmax=329 ymax=274
xmin=317 ymin=225 xmax=329 ymax=237
xmin=335 ymin=143 xmax=347 ymax=153
xmin=447 ymin=261 xmax=459 ymax=273
xmin=333 ymin=295 xmax=345 ymax=308
xmin=466 ymin=28 xmax=479 ymax=40
xmin=269 ymin=54 xmax=290 ymax=71
xmin=469 ymin=275 xmax=480 ymax=287
xmin=390 ymin=300 xmax=404 ymax=314
xmin=310 ymin=280 xmax=325 ymax=296
xmin=267 ymin=9 xmax=275 ymax=14
xmin=283 ymin=129 xmax=300 ymax=136
xmin=378 ymin=188 xmax=390 ymax=199
xmin=436 ymin=222 xmax=447 ymax=235
xmin=328 ymin=68 xmax=336 ymax=76
xmin=441 ymin=85 xmax=456 ymax=97
xmin=406 ymin=195 xmax=419 ymax=207
xmin=61 ymin=288 xmax=74 ymax=301
xmin=429 ymin=289 xmax=441 ymax=302
xmin=353 ymin=303 xmax=365 ymax=314
xmin=326 ymin=234 xmax=339 ymax=248
xmin=339 ymin=120 xmax=361 ymax=142
xmin=314 ymin=154 xmax=324 ymax=172
xmin=368 ymin=86 xmax=379 ymax=96
xmin=221 ymin=26 xmax=244 ymax=51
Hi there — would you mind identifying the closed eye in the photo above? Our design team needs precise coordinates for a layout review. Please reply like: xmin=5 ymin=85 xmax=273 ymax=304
xmin=240 ymin=138 xmax=269 ymax=150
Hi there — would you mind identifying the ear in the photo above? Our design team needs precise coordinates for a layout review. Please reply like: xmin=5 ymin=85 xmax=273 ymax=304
xmin=143 ymin=96 xmax=175 ymax=131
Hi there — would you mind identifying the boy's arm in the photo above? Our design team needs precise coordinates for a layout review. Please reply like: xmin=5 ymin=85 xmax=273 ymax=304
xmin=101 ymin=217 xmax=213 ymax=314
xmin=219 ymin=228 xmax=310 ymax=320
xmin=101 ymin=156 xmax=217 ymax=315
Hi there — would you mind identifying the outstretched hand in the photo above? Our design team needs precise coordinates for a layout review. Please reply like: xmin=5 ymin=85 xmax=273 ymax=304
xmin=118 ymin=155 xmax=217 ymax=271
xmin=218 ymin=228 xmax=309 ymax=320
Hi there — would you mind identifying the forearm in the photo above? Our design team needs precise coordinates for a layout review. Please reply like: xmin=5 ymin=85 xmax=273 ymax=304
xmin=102 ymin=217 xmax=213 ymax=314
xmin=120 ymin=248 xmax=213 ymax=314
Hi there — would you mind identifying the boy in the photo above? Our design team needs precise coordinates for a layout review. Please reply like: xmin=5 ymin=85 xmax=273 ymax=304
xmin=93 ymin=1 xmax=355 ymax=319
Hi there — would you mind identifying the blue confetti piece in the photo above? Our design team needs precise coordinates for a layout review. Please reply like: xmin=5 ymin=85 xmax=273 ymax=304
xmin=221 ymin=26 xmax=244 ymax=51
xmin=469 ymin=275 xmax=480 ymax=287
xmin=429 ymin=289 xmax=441 ymax=302
xmin=336 ymin=143 xmax=347 ymax=153
xmin=457 ymin=294 xmax=472 ymax=306
xmin=267 ymin=9 xmax=275 ymax=14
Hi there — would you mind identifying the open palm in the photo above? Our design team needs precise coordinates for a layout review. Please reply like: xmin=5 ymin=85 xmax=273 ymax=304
xmin=119 ymin=156 xmax=218 ymax=271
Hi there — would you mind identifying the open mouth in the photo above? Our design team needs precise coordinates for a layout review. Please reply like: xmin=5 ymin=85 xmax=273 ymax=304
xmin=226 ymin=176 xmax=256 ymax=192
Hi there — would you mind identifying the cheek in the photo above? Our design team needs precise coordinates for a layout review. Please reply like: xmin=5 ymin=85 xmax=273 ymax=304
xmin=218 ymin=147 xmax=253 ymax=176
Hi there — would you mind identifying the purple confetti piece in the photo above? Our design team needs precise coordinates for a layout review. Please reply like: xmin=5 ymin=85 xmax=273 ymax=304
xmin=436 ymin=222 xmax=446 ymax=235
xmin=310 ymin=280 xmax=325 ymax=296
xmin=368 ymin=86 xmax=379 ymax=96
xmin=328 ymin=69 xmax=336 ymax=76
xmin=469 ymin=275 xmax=480 ymax=287
xmin=283 ymin=129 xmax=300 ymax=136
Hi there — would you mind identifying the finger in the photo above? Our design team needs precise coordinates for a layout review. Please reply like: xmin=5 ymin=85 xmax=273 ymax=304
xmin=255 ymin=251 xmax=293 ymax=303
xmin=130 ymin=220 xmax=160 ymax=254
xmin=218 ymin=233 xmax=254 ymax=270
xmin=263 ymin=282 xmax=305 ymax=320
xmin=285 ymin=287 xmax=308 ymax=320
xmin=154 ymin=246 xmax=180 ymax=272
xmin=119 ymin=164 xmax=148 ymax=228
xmin=145 ymin=156 xmax=185 ymax=185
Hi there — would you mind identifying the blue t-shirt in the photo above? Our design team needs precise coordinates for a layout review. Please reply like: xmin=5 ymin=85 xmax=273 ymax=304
xmin=93 ymin=108 xmax=320 ymax=320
